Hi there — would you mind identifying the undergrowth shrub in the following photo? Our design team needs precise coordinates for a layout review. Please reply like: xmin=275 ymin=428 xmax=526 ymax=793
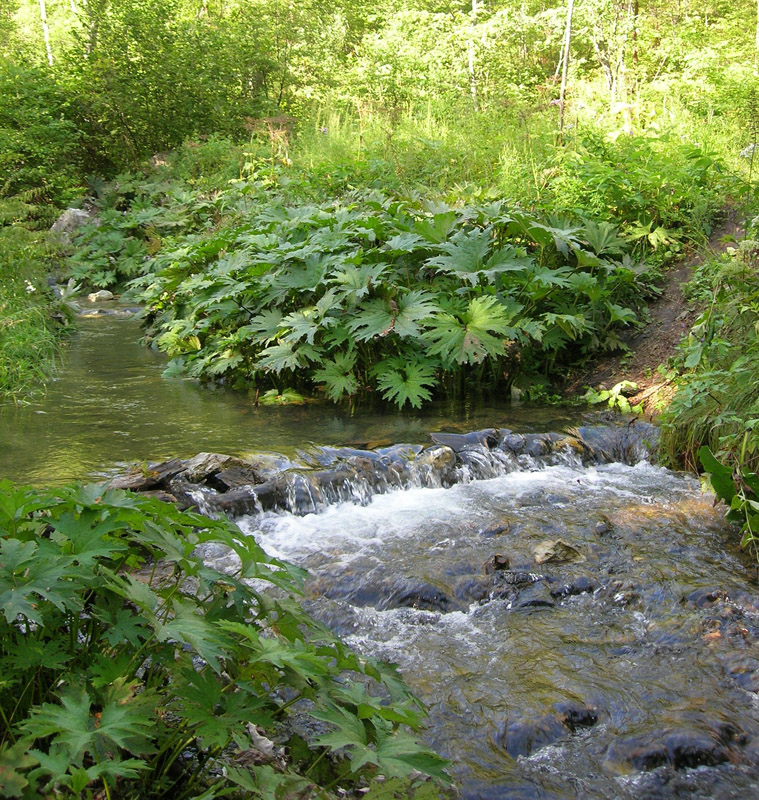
xmin=63 ymin=125 xmax=732 ymax=410
xmin=0 ymin=59 xmax=81 ymax=214
xmin=104 ymin=186 xmax=651 ymax=406
xmin=543 ymin=133 xmax=728 ymax=262
xmin=0 ymin=481 xmax=449 ymax=799
xmin=661 ymin=234 xmax=759 ymax=472
xmin=0 ymin=227 xmax=70 ymax=401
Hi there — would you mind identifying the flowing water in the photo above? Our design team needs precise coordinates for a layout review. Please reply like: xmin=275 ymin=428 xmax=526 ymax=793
xmin=0 ymin=315 xmax=576 ymax=486
xmin=3 ymin=313 xmax=759 ymax=798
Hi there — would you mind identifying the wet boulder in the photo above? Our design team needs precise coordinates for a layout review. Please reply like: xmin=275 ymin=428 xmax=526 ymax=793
xmin=483 ymin=554 xmax=511 ymax=574
xmin=379 ymin=577 xmax=459 ymax=614
xmin=534 ymin=539 xmax=585 ymax=565
xmin=183 ymin=452 xmax=246 ymax=483
xmin=604 ymin=729 xmax=730 ymax=773
xmin=604 ymin=735 xmax=670 ymax=773
xmin=514 ymin=581 xmax=555 ymax=609
xmin=430 ymin=428 xmax=499 ymax=452
xmin=416 ymin=445 xmax=457 ymax=478
xmin=501 ymin=433 xmax=527 ymax=455
xmin=576 ymin=422 xmax=658 ymax=466
xmin=686 ymin=587 xmax=727 ymax=608
xmin=108 ymin=458 xmax=184 ymax=491
xmin=454 ymin=576 xmax=491 ymax=603
xmin=499 ymin=714 xmax=567 ymax=757
xmin=554 ymin=701 xmax=599 ymax=731
xmin=663 ymin=731 xmax=730 ymax=769
xmin=214 ymin=475 xmax=289 ymax=515
xmin=211 ymin=465 xmax=266 ymax=491
xmin=550 ymin=576 xmax=595 ymax=599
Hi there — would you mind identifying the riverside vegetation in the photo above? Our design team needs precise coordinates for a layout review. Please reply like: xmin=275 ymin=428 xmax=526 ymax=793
xmin=3 ymin=0 xmax=759 ymax=796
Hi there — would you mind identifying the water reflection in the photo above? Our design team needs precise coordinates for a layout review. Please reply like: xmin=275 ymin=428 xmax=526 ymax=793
xmin=0 ymin=315 xmax=583 ymax=485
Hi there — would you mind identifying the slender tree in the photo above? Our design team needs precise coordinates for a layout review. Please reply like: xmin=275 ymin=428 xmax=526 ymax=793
xmin=39 ymin=0 xmax=53 ymax=65
xmin=558 ymin=0 xmax=575 ymax=140
xmin=468 ymin=0 xmax=479 ymax=111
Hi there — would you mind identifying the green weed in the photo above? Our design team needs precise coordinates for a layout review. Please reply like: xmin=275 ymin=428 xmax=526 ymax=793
xmin=0 ymin=481 xmax=449 ymax=798
xmin=0 ymin=227 xmax=70 ymax=402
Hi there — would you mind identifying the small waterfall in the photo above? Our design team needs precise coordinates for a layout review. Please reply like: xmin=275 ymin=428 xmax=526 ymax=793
xmin=145 ymin=421 xmax=658 ymax=519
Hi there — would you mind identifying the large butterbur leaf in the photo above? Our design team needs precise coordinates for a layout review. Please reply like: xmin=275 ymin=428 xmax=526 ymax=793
xmin=422 ymin=296 xmax=522 ymax=366
xmin=371 ymin=357 xmax=437 ymax=409
xmin=348 ymin=291 xmax=439 ymax=341
xmin=313 ymin=352 xmax=359 ymax=401
xmin=426 ymin=228 xmax=492 ymax=286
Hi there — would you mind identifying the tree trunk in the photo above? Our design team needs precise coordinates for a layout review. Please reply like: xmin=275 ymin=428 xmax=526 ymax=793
xmin=467 ymin=0 xmax=479 ymax=111
xmin=558 ymin=0 xmax=575 ymax=141
xmin=39 ymin=0 xmax=53 ymax=65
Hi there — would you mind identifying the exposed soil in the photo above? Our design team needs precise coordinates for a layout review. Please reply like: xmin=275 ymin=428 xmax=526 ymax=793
xmin=565 ymin=212 xmax=744 ymax=414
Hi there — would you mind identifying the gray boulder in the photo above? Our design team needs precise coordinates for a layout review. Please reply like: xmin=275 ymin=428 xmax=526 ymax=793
xmin=50 ymin=208 xmax=96 ymax=240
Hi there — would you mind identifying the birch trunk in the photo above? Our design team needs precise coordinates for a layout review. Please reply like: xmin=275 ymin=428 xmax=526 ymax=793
xmin=39 ymin=0 xmax=53 ymax=65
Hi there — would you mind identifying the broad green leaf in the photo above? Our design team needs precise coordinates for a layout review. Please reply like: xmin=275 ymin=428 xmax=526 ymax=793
xmin=371 ymin=358 xmax=437 ymax=409
xmin=698 ymin=446 xmax=737 ymax=505
xmin=313 ymin=352 xmax=359 ymax=401
xmin=348 ymin=291 xmax=438 ymax=341
xmin=414 ymin=211 xmax=457 ymax=243
xmin=155 ymin=599 xmax=229 ymax=672
xmin=256 ymin=342 xmax=322 ymax=372
xmin=422 ymin=297 xmax=520 ymax=366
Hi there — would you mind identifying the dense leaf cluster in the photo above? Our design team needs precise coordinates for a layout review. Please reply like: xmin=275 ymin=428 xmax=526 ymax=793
xmin=0 ymin=482 xmax=448 ymax=798
xmin=71 ymin=178 xmax=654 ymax=407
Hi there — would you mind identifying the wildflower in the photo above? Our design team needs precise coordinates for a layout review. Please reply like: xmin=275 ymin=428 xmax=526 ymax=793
xmin=24 ymin=280 xmax=36 ymax=294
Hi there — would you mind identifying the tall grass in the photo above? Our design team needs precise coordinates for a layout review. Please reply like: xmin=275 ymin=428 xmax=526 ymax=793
xmin=0 ymin=225 xmax=67 ymax=401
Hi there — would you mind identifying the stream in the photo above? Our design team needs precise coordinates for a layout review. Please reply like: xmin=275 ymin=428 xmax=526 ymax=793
xmin=3 ymin=313 xmax=759 ymax=798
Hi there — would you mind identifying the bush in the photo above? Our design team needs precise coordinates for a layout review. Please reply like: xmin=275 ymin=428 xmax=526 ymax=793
xmin=0 ymin=59 xmax=81 ymax=211
xmin=661 ymin=236 xmax=759 ymax=471
xmin=0 ymin=481 xmax=449 ymax=799
xmin=0 ymin=227 xmax=69 ymax=401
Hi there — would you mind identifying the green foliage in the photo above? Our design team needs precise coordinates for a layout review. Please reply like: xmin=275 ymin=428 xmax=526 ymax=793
xmin=0 ymin=58 xmax=81 ymax=212
xmin=661 ymin=233 xmax=759 ymax=471
xmin=544 ymin=134 xmax=727 ymax=255
xmin=584 ymin=380 xmax=642 ymax=415
xmin=0 ymin=227 xmax=71 ymax=402
xmin=699 ymin=444 xmax=759 ymax=561
xmin=0 ymin=481 xmax=449 ymax=798
xmin=70 ymin=172 xmax=658 ymax=407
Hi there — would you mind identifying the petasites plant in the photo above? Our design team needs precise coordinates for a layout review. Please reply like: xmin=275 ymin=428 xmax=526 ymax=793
xmin=110 ymin=188 xmax=652 ymax=407
xmin=0 ymin=481 xmax=449 ymax=799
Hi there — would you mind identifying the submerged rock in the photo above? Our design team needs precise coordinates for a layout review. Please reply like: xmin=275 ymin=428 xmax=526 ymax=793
xmin=554 ymin=701 xmax=599 ymax=731
xmin=604 ymin=729 xmax=731 ymax=774
xmin=499 ymin=703 xmax=598 ymax=758
xmin=483 ymin=554 xmax=511 ymax=574
xmin=380 ymin=578 xmax=458 ymax=613
xmin=534 ymin=539 xmax=585 ymax=565
xmin=480 ymin=522 xmax=510 ymax=538
xmin=499 ymin=715 xmax=567 ymax=758
xmin=550 ymin=576 xmax=595 ymax=599
xmin=514 ymin=581 xmax=555 ymax=609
